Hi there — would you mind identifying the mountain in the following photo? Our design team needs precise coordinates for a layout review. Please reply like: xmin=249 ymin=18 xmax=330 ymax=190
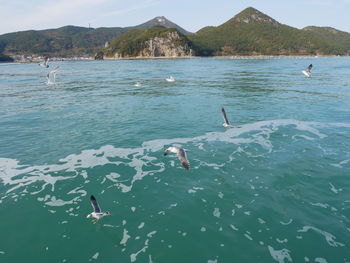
xmin=132 ymin=16 xmax=192 ymax=35
xmin=303 ymin=26 xmax=350 ymax=54
xmin=0 ymin=16 xmax=191 ymax=57
xmin=0 ymin=25 xmax=128 ymax=57
xmin=189 ymin=7 xmax=347 ymax=56
xmin=103 ymin=26 xmax=194 ymax=58
xmin=0 ymin=7 xmax=349 ymax=58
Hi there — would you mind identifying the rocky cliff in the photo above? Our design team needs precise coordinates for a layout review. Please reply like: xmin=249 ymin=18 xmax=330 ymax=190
xmin=105 ymin=26 xmax=194 ymax=58
xmin=134 ymin=31 xmax=193 ymax=57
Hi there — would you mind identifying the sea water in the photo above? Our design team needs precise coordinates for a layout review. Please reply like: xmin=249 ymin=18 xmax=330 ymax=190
xmin=0 ymin=57 xmax=349 ymax=263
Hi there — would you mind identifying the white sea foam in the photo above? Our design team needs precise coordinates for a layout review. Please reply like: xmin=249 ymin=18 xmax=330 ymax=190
xmin=213 ymin=208 xmax=221 ymax=218
xmin=280 ymin=219 xmax=293 ymax=225
xmin=244 ymin=233 xmax=253 ymax=240
xmin=230 ymin=224 xmax=238 ymax=231
xmin=120 ymin=229 xmax=131 ymax=246
xmin=329 ymin=183 xmax=342 ymax=194
xmin=310 ymin=202 xmax=329 ymax=209
xmin=314 ymin=258 xmax=328 ymax=263
xmin=130 ymin=244 xmax=148 ymax=263
xmin=268 ymin=245 xmax=292 ymax=263
xmin=330 ymin=159 xmax=350 ymax=168
xmin=89 ymin=252 xmax=99 ymax=261
xmin=0 ymin=119 xmax=336 ymax=203
xmin=147 ymin=231 xmax=157 ymax=238
xmin=297 ymin=226 xmax=345 ymax=247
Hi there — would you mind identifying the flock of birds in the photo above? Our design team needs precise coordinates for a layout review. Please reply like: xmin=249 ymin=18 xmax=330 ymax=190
xmin=86 ymin=106 xmax=244 ymax=222
xmin=38 ymin=56 xmax=313 ymax=87
xmin=36 ymin=57 xmax=314 ymax=222
xmin=39 ymin=56 xmax=177 ymax=86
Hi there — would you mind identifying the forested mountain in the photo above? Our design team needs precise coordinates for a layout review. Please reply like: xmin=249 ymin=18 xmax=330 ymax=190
xmin=0 ymin=26 xmax=127 ymax=56
xmin=303 ymin=26 xmax=350 ymax=54
xmin=0 ymin=16 xmax=191 ymax=57
xmin=1 ymin=7 xmax=350 ymax=59
xmin=131 ymin=16 xmax=192 ymax=35
xmin=189 ymin=7 xmax=350 ymax=56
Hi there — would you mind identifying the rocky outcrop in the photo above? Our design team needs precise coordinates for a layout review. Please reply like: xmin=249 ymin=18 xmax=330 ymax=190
xmin=110 ymin=30 xmax=194 ymax=58
xmin=137 ymin=31 xmax=193 ymax=57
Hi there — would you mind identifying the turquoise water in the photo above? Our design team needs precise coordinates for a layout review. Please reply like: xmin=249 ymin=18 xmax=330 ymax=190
xmin=0 ymin=57 xmax=349 ymax=263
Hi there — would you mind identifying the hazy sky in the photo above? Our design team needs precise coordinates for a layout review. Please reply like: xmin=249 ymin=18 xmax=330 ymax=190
xmin=1 ymin=0 xmax=350 ymax=35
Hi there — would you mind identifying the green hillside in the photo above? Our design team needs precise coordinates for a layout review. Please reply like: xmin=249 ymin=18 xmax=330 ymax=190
xmin=0 ymin=26 xmax=127 ymax=56
xmin=189 ymin=7 xmax=346 ymax=56
xmin=303 ymin=26 xmax=350 ymax=55
xmin=0 ymin=7 xmax=349 ymax=58
xmin=104 ymin=26 xmax=193 ymax=57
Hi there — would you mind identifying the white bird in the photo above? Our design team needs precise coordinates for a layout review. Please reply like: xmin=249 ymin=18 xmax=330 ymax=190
xmin=86 ymin=195 xmax=111 ymax=223
xmin=164 ymin=146 xmax=190 ymax=170
xmin=134 ymin=81 xmax=141 ymax=87
xmin=46 ymin=66 xmax=60 ymax=85
xmin=39 ymin=56 xmax=49 ymax=68
xmin=166 ymin=76 xmax=175 ymax=82
xmin=221 ymin=107 xmax=241 ymax=128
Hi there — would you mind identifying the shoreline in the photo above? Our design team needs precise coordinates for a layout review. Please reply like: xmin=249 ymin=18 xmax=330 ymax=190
xmin=6 ymin=54 xmax=349 ymax=63
xmin=103 ymin=54 xmax=347 ymax=60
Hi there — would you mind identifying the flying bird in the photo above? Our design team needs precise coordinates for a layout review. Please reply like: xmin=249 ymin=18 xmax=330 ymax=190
xmin=221 ymin=107 xmax=241 ymax=128
xmin=164 ymin=146 xmax=190 ymax=170
xmin=39 ymin=56 xmax=49 ymax=68
xmin=302 ymin=64 xmax=312 ymax=77
xmin=86 ymin=195 xmax=111 ymax=223
xmin=307 ymin=64 xmax=313 ymax=73
xmin=46 ymin=66 xmax=60 ymax=85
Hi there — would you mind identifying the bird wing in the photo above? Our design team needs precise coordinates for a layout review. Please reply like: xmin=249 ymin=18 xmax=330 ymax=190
xmin=221 ymin=107 xmax=230 ymax=125
xmin=90 ymin=195 xmax=101 ymax=213
xmin=177 ymin=148 xmax=190 ymax=170
xmin=50 ymin=66 xmax=60 ymax=74
xmin=307 ymin=64 xmax=312 ymax=73
xmin=48 ymin=67 xmax=59 ymax=81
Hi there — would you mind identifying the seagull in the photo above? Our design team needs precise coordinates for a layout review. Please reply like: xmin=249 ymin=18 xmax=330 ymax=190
xmin=46 ymin=66 xmax=60 ymax=85
xmin=39 ymin=56 xmax=49 ymax=68
xmin=221 ymin=107 xmax=241 ymax=128
xmin=307 ymin=64 xmax=313 ymax=73
xmin=86 ymin=195 xmax=111 ymax=223
xmin=302 ymin=64 xmax=312 ymax=77
xmin=164 ymin=146 xmax=190 ymax=170
xmin=166 ymin=76 xmax=175 ymax=82
xmin=134 ymin=81 xmax=141 ymax=87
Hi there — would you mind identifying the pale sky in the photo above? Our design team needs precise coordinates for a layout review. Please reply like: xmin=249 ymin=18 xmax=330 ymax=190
xmin=1 ymin=0 xmax=350 ymax=35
